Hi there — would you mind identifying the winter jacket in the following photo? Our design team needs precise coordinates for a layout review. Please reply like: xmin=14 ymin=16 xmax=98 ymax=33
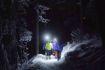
xmin=52 ymin=42 xmax=61 ymax=51
xmin=45 ymin=42 xmax=52 ymax=50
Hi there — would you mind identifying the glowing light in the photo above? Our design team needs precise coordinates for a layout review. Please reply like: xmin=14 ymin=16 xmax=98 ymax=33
xmin=44 ymin=34 xmax=51 ymax=41
xmin=53 ymin=38 xmax=58 ymax=42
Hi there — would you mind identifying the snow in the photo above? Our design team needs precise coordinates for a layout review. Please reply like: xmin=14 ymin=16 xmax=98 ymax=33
xmin=32 ymin=54 xmax=58 ymax=64
xmin=19 ymin=38 xmax=102 ymax=70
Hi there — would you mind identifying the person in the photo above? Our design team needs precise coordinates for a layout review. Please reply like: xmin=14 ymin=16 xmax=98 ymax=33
xmin=45 ymin=41 xmax=53 ymax=59
xmin=52 ymin=39 xmax=61 ymax=60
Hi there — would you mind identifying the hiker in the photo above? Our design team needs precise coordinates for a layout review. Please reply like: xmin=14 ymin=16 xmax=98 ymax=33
xmin=45 ymin=41 xmax=53 ymax=59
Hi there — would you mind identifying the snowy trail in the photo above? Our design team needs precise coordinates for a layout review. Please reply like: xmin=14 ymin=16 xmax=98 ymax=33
xmin=20 ymin=54 xmax=61 ymax=70
xmin=19 ymin=38 xmax=102 ymax=70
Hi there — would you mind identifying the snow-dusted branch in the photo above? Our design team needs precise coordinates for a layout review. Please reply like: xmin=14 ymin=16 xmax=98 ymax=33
xmin=35 ymin=4 xmax=50 ymax=23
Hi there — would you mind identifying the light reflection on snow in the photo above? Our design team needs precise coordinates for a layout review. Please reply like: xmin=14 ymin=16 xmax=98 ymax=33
xmin=32 ymin=54 xmax=58 ymax=64
xmin=32 ymin=40 xmax=93 ymax=64
xmin=19 ymin=38 xmax=102 ymax=70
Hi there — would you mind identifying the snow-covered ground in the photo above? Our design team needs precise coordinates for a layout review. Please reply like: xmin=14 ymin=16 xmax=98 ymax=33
xmin=32 ymin=54 xmax=58 ymax=64
xmin=19 ymin=38 xmax=102 ymax=70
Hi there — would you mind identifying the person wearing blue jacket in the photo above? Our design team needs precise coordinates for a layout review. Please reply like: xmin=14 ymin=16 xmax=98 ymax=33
xmin=52 ymin=38 xmax=61 ymax=60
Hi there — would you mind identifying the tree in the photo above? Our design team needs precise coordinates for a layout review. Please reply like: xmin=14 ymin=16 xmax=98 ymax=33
xmin=35 ymin=4 xmax=50 ymax=54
